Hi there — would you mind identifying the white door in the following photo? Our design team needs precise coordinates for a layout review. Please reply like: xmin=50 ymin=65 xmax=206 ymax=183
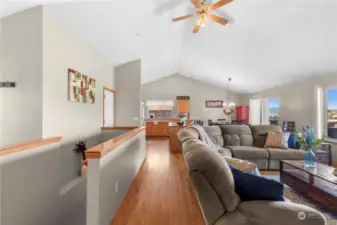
xmin=104 ymin=89 xmax=115 ymax=127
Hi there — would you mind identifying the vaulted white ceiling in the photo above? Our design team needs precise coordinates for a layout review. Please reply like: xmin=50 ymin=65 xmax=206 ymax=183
xmin=1 ymin=0 xmax=337 ymax=94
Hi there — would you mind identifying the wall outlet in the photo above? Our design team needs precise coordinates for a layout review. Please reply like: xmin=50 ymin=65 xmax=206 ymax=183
xmin=115 ymin=182 xmax=118 ymax=193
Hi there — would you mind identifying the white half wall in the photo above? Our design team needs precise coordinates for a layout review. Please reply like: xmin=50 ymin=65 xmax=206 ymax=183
xmin=114 ymin=59 xmax=142 ymax=126
xmin=0 ymin=19 xmax=3 ymax=145
xmin=0 ymin=7 xmax=43 ymax=146
xmin=142 ymin=74 xmax=242 ymax=121
xmin=42 ymin=7 xmax=114 ymax=143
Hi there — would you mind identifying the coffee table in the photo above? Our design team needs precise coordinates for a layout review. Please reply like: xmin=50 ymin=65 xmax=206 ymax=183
xmin=280 ymin=160 xmax=337 ymax=213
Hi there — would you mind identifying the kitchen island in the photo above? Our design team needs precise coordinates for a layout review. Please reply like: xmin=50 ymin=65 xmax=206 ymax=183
xmin=145 ymin=118 xmax=193 ymax=137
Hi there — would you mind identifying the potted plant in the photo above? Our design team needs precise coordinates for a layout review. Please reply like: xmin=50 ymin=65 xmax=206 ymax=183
xmin=73 ymin=141 xmax=87 ymax=161
xmin=294 ymin=125 xmax=326 ymax=168
xmin=177 ymin=114 xmax=187 ymax=126
xmin=73 ymin=141 xmax=88 ymax=177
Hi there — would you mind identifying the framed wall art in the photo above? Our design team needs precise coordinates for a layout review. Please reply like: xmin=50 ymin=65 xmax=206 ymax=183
xmin=205 ymin=100 xmax=223 ymax=108
xmin=68 ymin=68 xmax=96 ymax=104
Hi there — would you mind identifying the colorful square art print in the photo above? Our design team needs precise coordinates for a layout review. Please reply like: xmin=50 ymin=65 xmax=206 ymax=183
xmin=68 ymin=68 xmax=96 ymax=104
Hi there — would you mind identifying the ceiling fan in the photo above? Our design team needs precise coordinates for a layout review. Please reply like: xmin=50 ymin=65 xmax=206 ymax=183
xmin=172 ymin=0 xmax=233 ymax=33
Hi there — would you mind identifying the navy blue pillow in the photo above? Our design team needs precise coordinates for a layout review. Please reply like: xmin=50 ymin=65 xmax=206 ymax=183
xmin=229 ymin=166 xmax=284 ymax=201
xmin=288 ymin=133 xmax=297 ymax=149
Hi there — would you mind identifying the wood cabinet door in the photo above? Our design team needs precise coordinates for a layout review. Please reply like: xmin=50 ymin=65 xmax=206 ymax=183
xmin=177 ymin=100 xmax=189 ymax=113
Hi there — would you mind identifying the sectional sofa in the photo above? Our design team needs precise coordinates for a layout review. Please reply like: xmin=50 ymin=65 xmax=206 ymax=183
xmin=177 ymin=125 xmax=326 ymax=225
xmin=181 ymin=124 xmax=306 ymax=170
xmin=178 ymin=129 xmax=326 ymax=225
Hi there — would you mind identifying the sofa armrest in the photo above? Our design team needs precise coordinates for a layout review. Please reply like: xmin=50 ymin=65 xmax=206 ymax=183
xmin=237 ymin=201 xmax=326 ymax=225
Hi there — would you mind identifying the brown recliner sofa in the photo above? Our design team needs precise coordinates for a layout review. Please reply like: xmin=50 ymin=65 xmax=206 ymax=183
xmin=190 ymin=124 xmax=306 ymax=170
xmin=178 ymin=128 xmax=326 ymax=225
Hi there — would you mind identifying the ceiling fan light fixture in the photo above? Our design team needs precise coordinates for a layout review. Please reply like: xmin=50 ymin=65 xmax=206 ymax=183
xmin=172 ymin=0 xmax=233 ymax=33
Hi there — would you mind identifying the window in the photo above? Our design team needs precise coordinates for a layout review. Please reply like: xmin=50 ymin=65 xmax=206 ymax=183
xmin=249 ymin=97 xmax=279 ymax=125
xmin=267 ymin=98 xmax=279 ymax=121
xmin=327 ymin=88 xmax=337 ymax=139
xmin=316 ymin=86 xmax=337 ymax=140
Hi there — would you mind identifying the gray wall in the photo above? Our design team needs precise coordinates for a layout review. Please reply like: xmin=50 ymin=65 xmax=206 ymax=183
xmin=0 ymin=7 xmax=43 ymax=146
xmin=142 ymin=74 xmax=241 ymax=121
xmin=115 ymin=59 xmax=142 ymax=126
xmin=41 ymin=7 xmax=115 ymax=186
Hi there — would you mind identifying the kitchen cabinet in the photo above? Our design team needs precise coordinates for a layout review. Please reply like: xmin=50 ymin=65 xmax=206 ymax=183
xmin=146 ymin=121 xmax=169 ymax=137
xmin=177 ymin=100 xmax=189 ymax=113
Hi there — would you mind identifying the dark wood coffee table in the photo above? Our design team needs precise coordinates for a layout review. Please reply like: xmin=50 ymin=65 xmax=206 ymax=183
xmin=280 ymin=160 xmax=337 ymax=213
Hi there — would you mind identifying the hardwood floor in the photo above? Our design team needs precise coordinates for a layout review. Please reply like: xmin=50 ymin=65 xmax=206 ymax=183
xmin=110 ymin=140 xmax=335 ymax=225
xmin=110 ymin=140 xmax=205 ymax=225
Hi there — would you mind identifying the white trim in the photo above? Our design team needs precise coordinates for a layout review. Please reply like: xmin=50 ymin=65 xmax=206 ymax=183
xmin=0 ymin=166 xmax=2 ymax=225
xmin=86 ymin=159 xmax=100 ymax=225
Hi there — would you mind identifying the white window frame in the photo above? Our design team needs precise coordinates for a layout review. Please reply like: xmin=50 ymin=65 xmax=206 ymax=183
xmin=316 ymin=84 xmax=337 ymax=140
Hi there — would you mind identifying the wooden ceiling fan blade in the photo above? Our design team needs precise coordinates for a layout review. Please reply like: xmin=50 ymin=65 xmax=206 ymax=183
xmin=192 ymin=0 xmax=202 ymax=9
xmin=172 ymin=14 xmax=195 ymax=22
xmin=209 ymin=0 xmax=233 ymax=11
xmin=193 ymin=24 xmax=200 ymax=33
xmin=208 ymin=14 xmax=228 ymax=25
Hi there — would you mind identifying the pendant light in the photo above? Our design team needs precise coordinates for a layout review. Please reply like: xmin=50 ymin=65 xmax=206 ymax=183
xmin=223 ymin=78 xmax=236 ymax=109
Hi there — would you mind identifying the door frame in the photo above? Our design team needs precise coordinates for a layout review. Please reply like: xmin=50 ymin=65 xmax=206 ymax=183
xmin=103 ymin=87 xmax=116 ymax=127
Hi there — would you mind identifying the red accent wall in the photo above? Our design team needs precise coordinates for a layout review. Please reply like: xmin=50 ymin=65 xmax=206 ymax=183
xmin=236 ymin=106 xmax=249 ymax=121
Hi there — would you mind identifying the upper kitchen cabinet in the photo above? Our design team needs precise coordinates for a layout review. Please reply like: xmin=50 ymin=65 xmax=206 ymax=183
xmin=177 ymin=96 xmax=190 ymax=113
xmin=177 ymin=100 xmax=189 ymax=113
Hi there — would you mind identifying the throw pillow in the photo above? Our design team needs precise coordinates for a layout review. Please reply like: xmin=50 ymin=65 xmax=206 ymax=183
xmin=288 ymin=133 xmax=297 ymax=149
xmin=264 ymin=132 xmax=285 ymax=148
xmin=229 ymin=165 xmax=284 ymax=201
xmin=283 ymin=132 xmax=290 ymax=149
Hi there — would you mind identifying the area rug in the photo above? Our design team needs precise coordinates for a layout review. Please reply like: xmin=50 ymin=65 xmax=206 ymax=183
xmin=264 ymin=175 xmax=337 ymax=225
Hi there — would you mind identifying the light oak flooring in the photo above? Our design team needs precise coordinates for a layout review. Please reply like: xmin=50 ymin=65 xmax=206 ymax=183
xmin=110 ymin=140 xmax=205 ymax=225
xmin=110 ymin=140 xmax=336 ymax=225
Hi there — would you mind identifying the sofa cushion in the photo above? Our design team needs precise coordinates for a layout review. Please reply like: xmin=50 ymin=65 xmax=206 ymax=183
xmin=250 ymin=125 xmax=283 ymax=148
xmin=238 ymin=201 xmax=326 ymax=225
xmin=214 ymin=210 xmax=251 ymax=225
xmin=219 ymin=125 xmax=253 ymax=146
xmin=266 ymin=148 xmax=306 ymax=160
xmin=184 ymin=141 xmax=241 ymax=211
xmin=226 ymin=146 xmax=270 ymax=159
xmin=204 ymin=126 xmax=224 ymax=147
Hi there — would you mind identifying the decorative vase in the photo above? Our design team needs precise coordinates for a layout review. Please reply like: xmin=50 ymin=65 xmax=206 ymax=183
xmin=304 ymin=148 xmax=316 ymax=168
